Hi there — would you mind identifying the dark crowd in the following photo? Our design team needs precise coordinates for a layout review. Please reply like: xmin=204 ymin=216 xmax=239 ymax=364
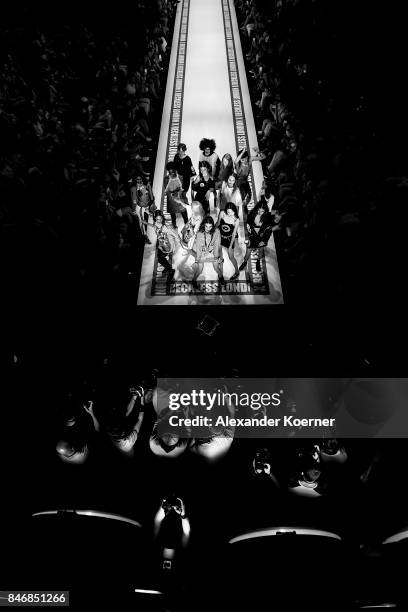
xmin=0 ymin=1 xmax=179 ymax=301
xmin=3 ymin=361 xmax=408 ymax=609
xmin=1 ymin=1 xmax=407 ymax=310
xmin=235 ymin=0 xmax=408 ymax=305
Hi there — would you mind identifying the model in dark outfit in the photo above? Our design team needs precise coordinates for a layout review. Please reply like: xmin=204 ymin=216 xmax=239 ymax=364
xmin=191 ymin=161 xmax=215 ymax=215
xmin=234 ymin=147 xmax=252 ymax=204
xmin=173 ymin=142 xmax=196 ymax=194
xmin=219 ymin=214 xmax=235 ymax=248
xmin=239 ymin=200 xmax=275 ymax=272
xmin=217 ymin=202 xmax=240 ymax=280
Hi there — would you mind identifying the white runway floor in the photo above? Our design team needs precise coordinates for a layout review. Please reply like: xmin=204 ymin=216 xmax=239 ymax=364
xmin=137 ymin=0 xmax=283 ymax=305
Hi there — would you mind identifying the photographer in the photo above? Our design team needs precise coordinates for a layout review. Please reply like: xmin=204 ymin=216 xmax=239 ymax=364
xmin=56 ymin=398 xmax=97 ymax=465
xmin=154 ymin=495 xmax=191 ymax=573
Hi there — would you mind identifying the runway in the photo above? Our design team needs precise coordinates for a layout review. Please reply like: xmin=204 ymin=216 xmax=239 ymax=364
xmin=137 ymin=0 xmax=283 ymax=305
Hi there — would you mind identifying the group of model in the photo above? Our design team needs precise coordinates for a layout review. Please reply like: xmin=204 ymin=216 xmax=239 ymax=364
xmin=132 ymin=138 xmax=279 ymax=286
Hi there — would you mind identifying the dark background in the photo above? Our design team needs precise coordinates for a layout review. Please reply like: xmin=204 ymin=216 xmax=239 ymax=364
xmin=1 ymin=0 xmax=408 ymax=608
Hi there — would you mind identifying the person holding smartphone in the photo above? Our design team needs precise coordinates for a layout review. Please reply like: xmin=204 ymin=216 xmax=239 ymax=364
xmin=154 ymin=495 xmax=190 ymax=572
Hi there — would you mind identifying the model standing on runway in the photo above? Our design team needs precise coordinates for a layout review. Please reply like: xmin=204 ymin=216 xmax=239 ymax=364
xmin=173 ymin=143 xmax=196 ymax=196
xmin=191 ymin=161 xmax=216 ymax=215
xmin=239 ymin=200 xmax=274 ymax=272
xmin=216 ymin=153 xmax=234 ymax=189
xmin=191 ymin=215 xmax=224 ymax=288
xmin=198 ymin=138 xmax=221 ymax=180
xmin=180 ymin=201 xmax=205 ymax=254
xmin=218 ymin=173 xmax=243 ymax=212
xmin=234 ymin=147 xmax=253 ymax=205
xmin=143 ymin=210 xmax=183 ymax=280
xmin=216 ymin=201 xmax=240 ymax=280
xmin=130 ymin=174 xmax=155 ymax=244
xmin=215 ymin=153 xmax=234 ymax=210
xmin=164 ymin=162 xmax=190 ymax=228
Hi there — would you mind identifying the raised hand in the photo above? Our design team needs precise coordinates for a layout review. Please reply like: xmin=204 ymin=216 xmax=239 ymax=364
xmin=83 ymin=400 xmax=94 ymax=414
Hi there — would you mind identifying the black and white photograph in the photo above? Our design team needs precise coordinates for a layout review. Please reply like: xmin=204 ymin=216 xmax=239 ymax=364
xmin=1 ymin=0 xmax=408 ymax=609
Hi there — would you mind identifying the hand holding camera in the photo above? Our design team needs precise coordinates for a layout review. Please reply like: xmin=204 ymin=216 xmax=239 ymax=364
xmin=129 ymin=386 xmax=144 ymax=402
xmin=161 ymin=495 xmax=186 ymax=517
xmin=83 ymin=400 xmax=94 ymax=414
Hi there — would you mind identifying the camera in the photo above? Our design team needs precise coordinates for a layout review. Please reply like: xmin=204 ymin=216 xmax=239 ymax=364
xmin=254 ymin=448 xmax=270 ymax=473
xmin=162 ymin=495 xmax=180 ymax=513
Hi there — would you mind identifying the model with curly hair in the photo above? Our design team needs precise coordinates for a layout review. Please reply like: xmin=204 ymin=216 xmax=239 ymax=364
xmin=198 ymin=138 xmax=221 ymax=179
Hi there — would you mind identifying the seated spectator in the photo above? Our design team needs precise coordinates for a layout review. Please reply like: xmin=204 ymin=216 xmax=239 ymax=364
xmin=149 ymin=384 xmax=189 ymax=458
xmin=149 ymin=411 xmax=189 ymax=458
xmin=0 ymin=1 xmax=179 ymax=284
xmin=288 ymin=456 xmax=326 ymax=498
xmin=93 ymin=386 xmax=147 ymax=456
xmin=56 ymin=402 xmax=95 ymax=465
xmin=188 ymin=397 xmax=236 ymax=463
xmin=56 ymin=439 xmax=89 ymax=465
xmin=320 ymin=439 xmax=348 ymax=465
xmin=252 ymin=447 xmax=280 ymax=487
